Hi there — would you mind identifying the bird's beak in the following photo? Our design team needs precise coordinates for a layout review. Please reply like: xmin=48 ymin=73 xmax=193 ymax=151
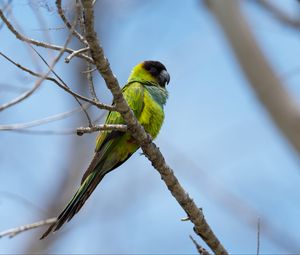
xmin=160 ymin=70 xmax=170 ymax=86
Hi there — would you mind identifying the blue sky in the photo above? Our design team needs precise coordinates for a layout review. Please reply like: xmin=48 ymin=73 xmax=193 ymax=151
xmin=1 ymin=0 xmax=300 ymax=254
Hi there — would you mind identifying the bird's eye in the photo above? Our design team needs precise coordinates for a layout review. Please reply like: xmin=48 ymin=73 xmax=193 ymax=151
xmin=149 ymin=67 xmax=159 ymax=76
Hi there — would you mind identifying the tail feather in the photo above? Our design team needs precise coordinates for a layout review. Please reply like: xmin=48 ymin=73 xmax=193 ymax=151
xmin=40 ymin=171 xmax=104 ymax=239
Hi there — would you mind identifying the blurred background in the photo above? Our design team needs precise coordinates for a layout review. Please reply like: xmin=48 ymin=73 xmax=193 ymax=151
xmin=1 ymin=0 xmax=300 ymax=253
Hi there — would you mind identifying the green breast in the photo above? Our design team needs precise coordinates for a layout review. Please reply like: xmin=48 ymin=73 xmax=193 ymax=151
xmin=138 ymin=85 xmax=168 ymax=139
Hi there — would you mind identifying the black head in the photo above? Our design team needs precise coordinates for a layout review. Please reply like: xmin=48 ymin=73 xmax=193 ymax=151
xmin=142 ymin=61 xmax=170 ymax=87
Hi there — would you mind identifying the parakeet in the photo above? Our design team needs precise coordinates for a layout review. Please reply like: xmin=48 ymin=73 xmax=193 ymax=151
xmin=40 ymin=60 xmax=170 ymax=239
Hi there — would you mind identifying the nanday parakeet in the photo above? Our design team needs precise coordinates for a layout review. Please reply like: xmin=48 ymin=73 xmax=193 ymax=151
xmin=41 ymin=60 xmax=170 ymax=239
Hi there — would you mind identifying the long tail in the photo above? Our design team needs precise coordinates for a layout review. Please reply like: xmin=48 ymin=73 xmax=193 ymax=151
xmin=40 ymin=171 xmax=104 ymax=239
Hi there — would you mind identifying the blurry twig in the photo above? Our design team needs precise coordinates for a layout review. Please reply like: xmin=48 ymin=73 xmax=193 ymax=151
xmin=56 ymin=0 xmax=88 ymax=45
xmin=80 ymin=1 xmax=227 ymax=254
xmin=255 ymin=0 xmax=300 ymax=29
xmin=0 ymin=78 xmax=42 ymax=112
xmin=206 ymin=0 xmax=300 ymax=166
xmin=257 ymin=217 xmax=261 ymax=255
xmin=189 ymin=235 xmax=210 ymax=255
xmin=1 ymin=111 xmax=107 ymax=136
xmin=0 ymin=103 xmax=90 ymax=131
xmin=0 ymin=24 xmax=74 ymax=112
xmin=0 ymin=9 xmax=93 ymax=63
xmin=0 ymin=52 xmax=114 ymax=111
xmin=31 ymin=45 xmax=93 ymax=126
xmin=164 ymin=137 xmax=300 ymax=252
xmin=0 ymin=218 xmax=57 ymax=238
xmin=0 ymin=0 xmax=12 ymax=31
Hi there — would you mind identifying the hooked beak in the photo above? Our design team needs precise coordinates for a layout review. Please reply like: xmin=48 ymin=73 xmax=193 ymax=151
xmin=160 ymin=70 xmax=170 ymax=86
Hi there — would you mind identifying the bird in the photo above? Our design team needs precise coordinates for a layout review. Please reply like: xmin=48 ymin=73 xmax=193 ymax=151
xmin=40 ymin=60 xmax=170 ymax=239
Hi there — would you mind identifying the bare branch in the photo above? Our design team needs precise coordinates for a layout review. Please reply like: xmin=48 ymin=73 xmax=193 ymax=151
xmin=0 ymin=52 xmax=115 ymax=111
xmin=256 ymin=0 xmax=300 ymax=29
xmin=0 ymin=79 xmax=42 ymax=112
xmin=0 ymin=0 xmax=12 ymax=31
xmin=81 ymin=67 xmax=97 ymax=74
xmin=0 ymin=218 xmax=57 ymax=238
xmin=80 ymin=1 xmax=227 ymax=254
xmin=257 ymin=217 xmax=261 ymax=255
xmin=86 ymin=61 xmax=98 ymax=101
xmin=76 ymin=124 xmax=127 ymax=136
xmin=1 ymin=112 xmax=107 ymax=136
xmin=30 ymin=44 xmax=93 ymax=126
xmin=65 ymin=46 xmax=89 ymax=63
xmin=189 ymin=235 xmax=210 ymax=255
xmin=0 ymin=103 xmax=90 ymax=131
xmin=0 ymin=22 xmax=74 ymax=112
xmin=206 ymin=0 xmax=300 ymax=160
xmin=56 ymin=0 xmax=88 ymax=45
xmin=0 ymin=9 xmax=93 ymax=63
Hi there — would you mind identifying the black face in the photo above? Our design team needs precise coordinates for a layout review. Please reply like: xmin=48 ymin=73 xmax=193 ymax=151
xmin=143 ymin=61 xmax=170 ymax=87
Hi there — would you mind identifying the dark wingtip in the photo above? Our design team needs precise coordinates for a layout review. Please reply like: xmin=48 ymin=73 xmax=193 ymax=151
xmin=40 ymin=224 xmax=55 ymax=240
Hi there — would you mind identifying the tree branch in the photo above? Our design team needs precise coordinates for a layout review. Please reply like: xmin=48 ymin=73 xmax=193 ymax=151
xmin=0 ymin=14 xmax=77 ymax=112
xmin=76 ymin=124 xmax=127 ymax=136
xmin=255 ymin=0 xmax=300 ymax=29
xmin=206 ymin=0 xmax=300 ymax=159
xmin=0 ymin=218 xmax=57 ymax=238
xmin=80 ymin=1 xmax=227 ymax=254
xmin=190 ymin=235 xmax=211 ymax=255
xmin=0 ymin=52 xmax=115 ymax=111
xmin=0 ymin=103 xmax=90 ymax=131
xmin=55 ymin=0 xmax=88 ymax=45
xmin=0 ymin=9 xmax=93 ymax=63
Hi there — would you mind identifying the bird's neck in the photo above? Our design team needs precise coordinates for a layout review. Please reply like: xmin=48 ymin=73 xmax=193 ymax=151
xmin=144 ymin=85 xmax=168 ymax=107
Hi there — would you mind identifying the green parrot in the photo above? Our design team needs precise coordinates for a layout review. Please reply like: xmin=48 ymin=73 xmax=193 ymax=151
xmin=40 ymin=60 xmax=170 ymax=239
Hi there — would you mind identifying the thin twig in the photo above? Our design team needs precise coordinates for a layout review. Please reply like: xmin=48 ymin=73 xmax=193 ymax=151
xmin=82 ymin=67 xmax=97 ymax=74
xmin=256 ymin=0 xmax=300 ymax=29
xmin=76 ymin=124 xmax=127 ymax=136
xmin=80 ymin=1 xmax=227 ymax=254
xmin=65 ymin=46 xmax=89 ymax=63
xmin=7 ymin=128 xmax=77 ymax=135
xmin=0 ymin=103 xmax=90 ymax=131
xmin=0 ymin=78 xmax=42 ymax=112
xmin=0 ymin=52 xmax=115 ymax=111
xmin=2 ymin=112 xmax=107 ymax=136
xmin=257 ymin=217 xmax=261 ymax=255
xmin=86 ymin=61 xmax=98 ymax=101
xmin=206 ymin=0 xmax=300 ymax=168
xmin=0 ymin=9 xmax=93 ymax=63
xmin=0 ymin=0 xmax=12 ymax=31
xmin=0 ymin=218 xmax=57 ymax=238
xmin=189 ymin=235 xmax=210 ymax=255
xmin=33 ymin=2 xmax=93 ymax=127
xmin=0 ymin=21 xmax=75 ymax=112
xmin=56 ymin=0 xmax=88 ymax=45
xmin=30 ymin=45 xmax=93 ymax=126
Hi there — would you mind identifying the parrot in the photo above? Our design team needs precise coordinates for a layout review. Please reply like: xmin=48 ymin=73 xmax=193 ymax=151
xmin=40 ymin=60 xmax=170 ymax=239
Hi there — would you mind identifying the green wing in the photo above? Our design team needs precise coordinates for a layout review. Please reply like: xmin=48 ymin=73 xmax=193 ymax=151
xmin=95 ymin=82 xmax=144 ymax=152
xmin=80 ymin=81 xmax=145 ymax=182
